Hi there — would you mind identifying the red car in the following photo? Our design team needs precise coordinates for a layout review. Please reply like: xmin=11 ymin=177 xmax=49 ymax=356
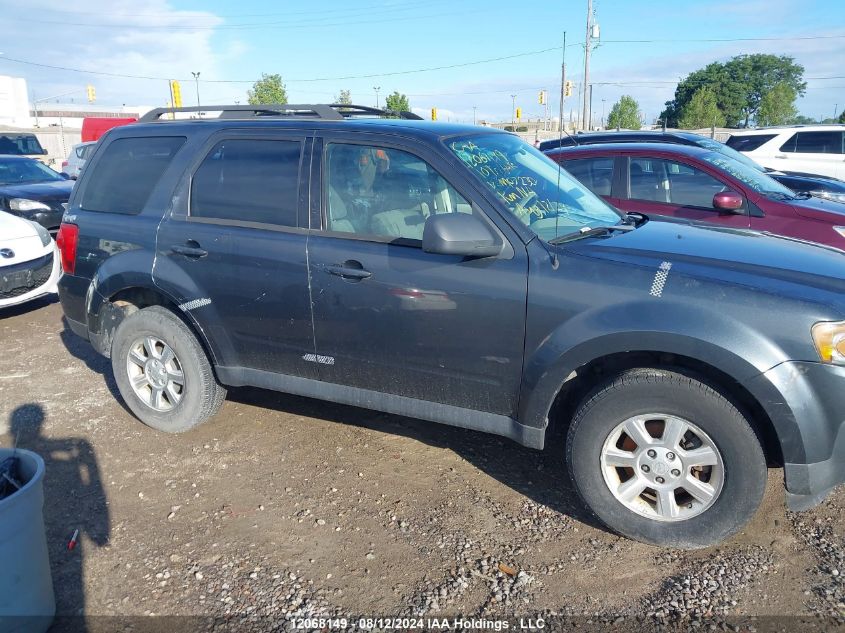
xmin=546 ymin=142 xmax=845 ymax=250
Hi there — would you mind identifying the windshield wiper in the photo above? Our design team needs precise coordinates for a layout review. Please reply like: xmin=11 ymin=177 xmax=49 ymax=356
xmin=548 ymin=223 xmax=635 ymax=245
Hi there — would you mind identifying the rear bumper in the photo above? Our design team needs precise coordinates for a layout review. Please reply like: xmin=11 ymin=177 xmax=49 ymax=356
xmin=745 ymin=361 xmax=845 ymax=510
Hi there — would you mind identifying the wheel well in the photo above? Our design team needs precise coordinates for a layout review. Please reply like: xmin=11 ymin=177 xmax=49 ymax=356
xmin=96 ymin=287 xmax=202 ymax=359
xmin=547 ymin=351 xmax=783 ymax=466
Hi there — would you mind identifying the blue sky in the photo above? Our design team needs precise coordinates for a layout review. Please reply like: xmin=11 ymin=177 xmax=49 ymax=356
xmin=1 ymin=0 xmax=843 ymax=124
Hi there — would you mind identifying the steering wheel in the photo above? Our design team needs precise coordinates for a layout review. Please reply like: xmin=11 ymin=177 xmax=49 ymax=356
xmin=513 ymin=190 xmax=539 ymax=220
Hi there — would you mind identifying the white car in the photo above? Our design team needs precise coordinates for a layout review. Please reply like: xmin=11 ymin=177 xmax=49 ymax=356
xmin=726 ymin=125 xmax=845 ymax=179
xmin=61 ymin=141 xmax=97 ymax=179
xmin=0 ymin=211 xmax=61 ymax=309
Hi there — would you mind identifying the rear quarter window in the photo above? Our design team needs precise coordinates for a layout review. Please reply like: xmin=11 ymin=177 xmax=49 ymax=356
xmin=80 ymin=136 xmax=186 ymax=214
xmin=725 ymin=134 xmax=776 ymax=152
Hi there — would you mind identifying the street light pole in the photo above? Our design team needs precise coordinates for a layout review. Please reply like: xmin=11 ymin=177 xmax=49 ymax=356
xmin=511 ymin=94 xmax=517 ymax=131
xmin=191 ymin=71 xmax=201 ymax=117
xmin=373 ymin=86 xmax=381 ymax=109
xmin=473 ymin=106 xmax=477 ymax=125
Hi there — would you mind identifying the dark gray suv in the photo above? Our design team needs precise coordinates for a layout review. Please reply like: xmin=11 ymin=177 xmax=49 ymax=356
xmin=57 ymin=104 xmax=845 ymax=548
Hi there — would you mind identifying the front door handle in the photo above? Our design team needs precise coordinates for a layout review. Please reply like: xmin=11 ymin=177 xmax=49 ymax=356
xmin=325 ymin=260 xmax=372 ymax=280
xmin=171 ymin=243 xmax=208 ymax=258
xmin=775 ymin=154 xmax=788 ymax=159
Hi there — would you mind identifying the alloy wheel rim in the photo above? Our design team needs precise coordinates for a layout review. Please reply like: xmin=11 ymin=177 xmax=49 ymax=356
xmin=126 ymin=336 xmax=185 ymax=412
xmin=600 ymin=414 xmax=724 ymax=522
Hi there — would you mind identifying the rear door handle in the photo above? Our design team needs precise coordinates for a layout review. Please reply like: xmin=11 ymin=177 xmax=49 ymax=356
xmin=775 ymin=154 xmax=788 ymax=159
xmin=325 ymin=261 xmax=372 ymax=280
xmin=171 ymin=243 xmax=208 ymax=258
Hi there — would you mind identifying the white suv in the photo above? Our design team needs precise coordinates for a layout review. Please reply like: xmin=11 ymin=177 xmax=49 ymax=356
xmin=726 ymin=125 xmax=845 ymax=179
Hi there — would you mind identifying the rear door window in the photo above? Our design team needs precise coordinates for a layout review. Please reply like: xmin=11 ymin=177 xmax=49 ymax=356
xmin=80 ymin=136 xmax=186 ymax=214
xmin=725 ymin=134 xmax=776 ymax=152
xmin=561 ymin=157 xmax=613 ymax=196
xmin=781 ymin=131 xmax=845 ymax=154
xmin=630 ymin=157 xmax=727 ymax=208
xmin=190 ymin=139 xmax=302 ymax=228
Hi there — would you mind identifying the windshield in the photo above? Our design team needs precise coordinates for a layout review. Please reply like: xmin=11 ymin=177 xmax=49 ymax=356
xmin=699 ymin=152 xmax=794 ymax=197
xmin=0 ymin=157 xmax=65 ymax=185
xmin=694 ymin=137 xmax=765 ymax=173
xmin=447 ymin=133 xmax=622 ymax=241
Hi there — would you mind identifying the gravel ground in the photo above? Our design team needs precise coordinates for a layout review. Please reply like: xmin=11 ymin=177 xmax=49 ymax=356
xmin=3 ymin=299 xmax=845 ymax=632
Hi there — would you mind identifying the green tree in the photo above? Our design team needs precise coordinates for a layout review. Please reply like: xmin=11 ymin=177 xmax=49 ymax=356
xmin=677 ymin=87 xmax=726 ymax=129
xmin=384 ymin=91 xmax=410 ymax=113
xmin=838 ymin=110 xmax=845 ymax=124
xmin=661 ymin=54 xmax=805 ymax=127
xmin=606 ymin=95 xmax=642 ymax=130
xmin=757 ymin=82 xmax=798 ymax=126
xmin=247 ymin=73 xmax=288 ymax=105
xmin=791 ymin=114 xmax=818 ymax=124
xmin=334 ymin=89 xmax=352 ymax=105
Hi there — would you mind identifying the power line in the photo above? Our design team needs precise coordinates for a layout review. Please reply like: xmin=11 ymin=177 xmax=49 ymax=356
xmin=0 ymin=47 xmax=567 ymax=83
xmin=2 ymin=33 xmax=844 ymax=86
xmin=25 ymin=0 xmax=442 ymax=19
xmin=3 ymin=3 xmax=475 ymax=31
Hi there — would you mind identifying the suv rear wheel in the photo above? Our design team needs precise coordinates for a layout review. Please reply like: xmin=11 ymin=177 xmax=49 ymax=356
xmin=111 ymin=305 xmax=226 ymax=432
xmin=566 ymin=368 xmax=766 ymax=548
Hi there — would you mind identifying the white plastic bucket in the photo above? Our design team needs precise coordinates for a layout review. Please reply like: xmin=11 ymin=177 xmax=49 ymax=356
xmin=0 ymin=448 xmax=55 ymax=633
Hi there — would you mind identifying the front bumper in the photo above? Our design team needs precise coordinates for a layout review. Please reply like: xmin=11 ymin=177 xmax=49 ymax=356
xmin=0 ymin=245 xmax=61 ymax=309
xmin=745 ymin=361 xmax=845 ymax=510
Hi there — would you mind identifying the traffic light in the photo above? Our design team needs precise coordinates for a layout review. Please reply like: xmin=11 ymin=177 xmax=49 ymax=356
xmin=564 ymin=81 xmax=573 ymax=97
xmin=431 ymin=107 xmax=437 ymax=121
xmin=170 ymin=80 xmax=183 ymax=108
xmin=86 ymin=84 xmax=96 ymax=103
xmin=538 ymin=90 xmax=546 ymax=105
xmin=515 ymin=107 xmax=522 ymax=120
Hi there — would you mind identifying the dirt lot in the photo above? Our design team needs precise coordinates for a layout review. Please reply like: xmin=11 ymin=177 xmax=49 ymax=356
xmin=2 ymin=298 xmax=845 ymax=631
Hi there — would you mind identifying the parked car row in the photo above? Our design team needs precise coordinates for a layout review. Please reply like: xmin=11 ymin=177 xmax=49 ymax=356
xmin=539 ymin=128 xmax=845 ymax=203
xmin=50 ymin=103 xmax=845 ymax=550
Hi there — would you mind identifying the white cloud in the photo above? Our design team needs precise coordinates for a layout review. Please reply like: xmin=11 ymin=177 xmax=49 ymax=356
xmin=0 ymin=0 xmax=246 ymax=108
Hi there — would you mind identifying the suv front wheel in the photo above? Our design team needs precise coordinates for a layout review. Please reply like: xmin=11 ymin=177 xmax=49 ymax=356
xmin=566 ymin=368 xmax=766 ymax=548
xmin=111 ymin=305 xmax=226 ymax=432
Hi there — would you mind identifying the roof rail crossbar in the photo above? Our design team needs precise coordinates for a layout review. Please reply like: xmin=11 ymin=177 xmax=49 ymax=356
xmin=139 ymin=104 xmax=425 ymax=122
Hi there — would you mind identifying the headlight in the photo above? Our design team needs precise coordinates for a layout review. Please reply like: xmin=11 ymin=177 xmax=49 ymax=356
xmin=28 ymin=220 xmax=52 ymax=247
xmin=9 ymin=198 xmax=51 ymax=213
xmin=812 ymin=321 xmax=845 ymax=364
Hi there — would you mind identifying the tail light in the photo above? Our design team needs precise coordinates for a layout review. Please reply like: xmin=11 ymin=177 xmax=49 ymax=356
xmin=61 ymin=160 xmax=69 ymax=168
xmin=56 ymin=223 xmax=79 ymax=274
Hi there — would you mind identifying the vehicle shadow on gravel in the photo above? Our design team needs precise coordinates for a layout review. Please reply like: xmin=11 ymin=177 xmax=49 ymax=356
xmin=227 ymin=386 xmax=609 ymax=535
xmin=6 ymin=403 xmax=110 ymax=631
xmin=59 ymin=316 xmax=125 ymax=407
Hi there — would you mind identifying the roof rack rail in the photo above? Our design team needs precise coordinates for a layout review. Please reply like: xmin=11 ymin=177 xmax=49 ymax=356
xmin=138 ymin=104 xmax=423 ymax=123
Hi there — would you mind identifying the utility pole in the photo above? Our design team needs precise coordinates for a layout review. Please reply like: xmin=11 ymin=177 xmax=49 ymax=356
xmin=373 ymin=86 xmax=381 ymax=109
xmin=473 ymin=106 xmax=477 ymax=125
xmin=581 ymin=0 xmax=592 ymax=131
xmin=558 ymin=31 xmax=566 ymax=134
xmin=834 ymin=103 xmax=839 ymax=121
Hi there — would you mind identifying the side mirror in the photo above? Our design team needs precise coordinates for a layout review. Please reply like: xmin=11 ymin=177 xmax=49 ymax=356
xmin=422 ymin=213 xmax=502 ymax=258
xmin=713 ymin=191 xmax=744 ymax=213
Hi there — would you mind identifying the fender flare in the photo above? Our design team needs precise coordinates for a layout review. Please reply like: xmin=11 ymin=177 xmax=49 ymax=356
xmin=518 ymin=299 xmax=802 ymax=458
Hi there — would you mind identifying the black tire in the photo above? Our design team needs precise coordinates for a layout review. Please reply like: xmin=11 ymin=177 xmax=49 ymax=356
xmin=111 ymin=305 xmax=226 ymax=433
xmin=566 ymin=368 xmax=766 ymax=549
